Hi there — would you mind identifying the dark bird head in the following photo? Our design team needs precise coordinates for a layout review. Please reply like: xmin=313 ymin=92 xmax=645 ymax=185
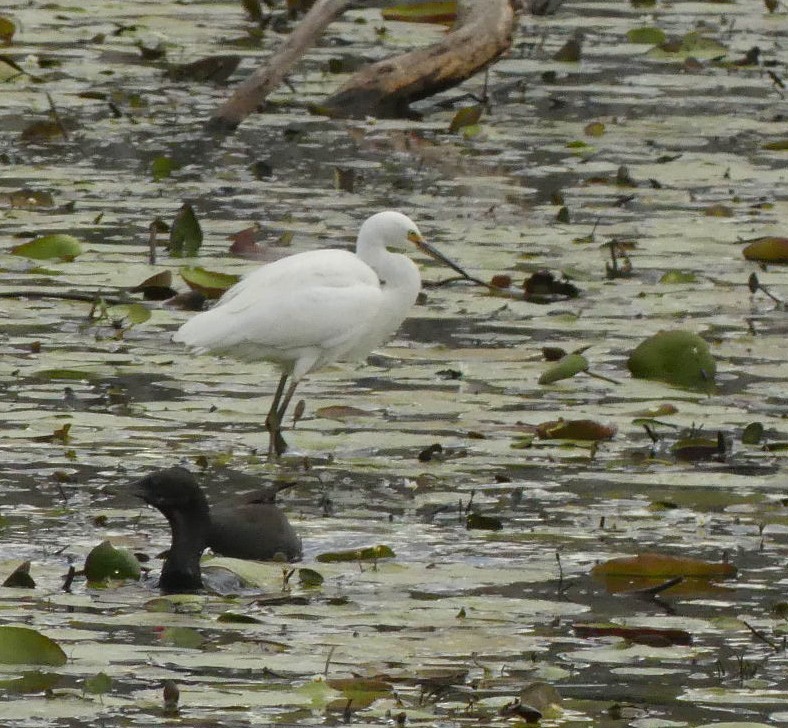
xmin=131 ymin=467 xmax=210 ymax=594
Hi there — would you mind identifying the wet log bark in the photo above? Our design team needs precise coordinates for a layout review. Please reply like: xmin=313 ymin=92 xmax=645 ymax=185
xmin=208 ymin=0 xmax=352 ymax=133
xmin=208 ymin=0 xmax=517 ymax=131
xmin=319 ymin=0 xmax=516 ymax=119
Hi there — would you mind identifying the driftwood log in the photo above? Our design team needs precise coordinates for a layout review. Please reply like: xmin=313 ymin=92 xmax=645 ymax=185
xmin=320 ymin=0 xmax=516 ymax=118
xmin=209 ymin=0 xmax=518 ymax=131
xmin=208 ymin=0 xmax=351 ymax=133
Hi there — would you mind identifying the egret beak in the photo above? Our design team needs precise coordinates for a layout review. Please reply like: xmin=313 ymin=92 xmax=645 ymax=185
xmin=409 ymin=231 xmax=489 ymax=287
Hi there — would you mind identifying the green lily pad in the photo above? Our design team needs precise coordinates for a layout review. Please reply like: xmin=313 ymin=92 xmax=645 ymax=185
xmin=628 ymin=330 xmax=716 ymax=393
xmin=11 ymin=234 xmax=83 ymax=261
xmin=538 ymin=353 xmax=589 ymax=384
xmin=169 ymin=203 xmax=203 ymax=258
xmin=106 ymin=303 xmax=151 ymax=325
xmin=316 ymin=545 xmax=395 ymax=563
xmin=626 ymin=27 xmax=666 ymax=45
xmin=0 ymin=626 xmax=67 ymax=666
xmin=83 ymin=671 xmax=112 ymax=695
xmin=449 ymin=104 xmax=483 ymax=134
xmin=180 ymin=266 xmax=240 ymax=299
xmin=84 ymin=540 xmax=141 ymax=584
xmin=381 ymin=1 xmax=456 ymax=23
xmin=659 ymin=270 xmax=697 ymax=284
xmin=742 ymin=237 xmax=788 ymax=264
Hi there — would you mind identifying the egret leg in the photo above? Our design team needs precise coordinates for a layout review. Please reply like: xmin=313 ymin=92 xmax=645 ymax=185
xmin=265 ymin=373 xmax=289 ymax=460
xmin=271 ymin=380 xmax=300 ymax=457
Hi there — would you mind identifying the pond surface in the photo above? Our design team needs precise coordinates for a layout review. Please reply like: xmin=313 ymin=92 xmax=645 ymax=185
xmin=1 ymin=0 xmax=787 ymax=725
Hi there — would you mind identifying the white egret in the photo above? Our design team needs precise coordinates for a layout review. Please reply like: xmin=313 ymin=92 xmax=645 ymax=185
xmin=174 ymin=210 xmax=471 ymax=459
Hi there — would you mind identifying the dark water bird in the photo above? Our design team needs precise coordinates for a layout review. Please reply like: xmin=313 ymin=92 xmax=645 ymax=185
xmin=131 ymin=467 xmax=301 ymax=593
xmin=173 ymin=211 xmax=476 ymax=460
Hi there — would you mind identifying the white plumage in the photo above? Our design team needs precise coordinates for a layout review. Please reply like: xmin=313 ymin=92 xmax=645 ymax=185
xmin=174 ymin=211 xmax=463 ymax=459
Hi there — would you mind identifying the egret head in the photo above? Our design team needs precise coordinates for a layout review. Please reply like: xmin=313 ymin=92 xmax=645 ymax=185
xmin=360 ymin=210 xmax=424 ymax=252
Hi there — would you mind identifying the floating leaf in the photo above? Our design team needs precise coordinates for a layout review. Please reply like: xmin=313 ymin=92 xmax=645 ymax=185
xmin=298 ymin=568 xmax=324 ymax=587
xmin=536 ymin=419 xmax=616 ymax=441
xmin=20 ymin=120 xmax=65 ymax=143
xmin=583 ymin=121 xmax=605 ymax=137
xmin=167 ymin=55 xmax=241 ymax=83
xmin=671 ymin=436 xmax=724 ymax=462
xmin=316 ymin=545 xmax=395 ymax=563
xmin=32 ymin=423 xmax=71 ymax=444
xmin=7 ymin=188 xmax=55 ymax=208
xmin=573 ymin=623 xmax=692 ymax=646
xmin=0 ymin=16 xmax=15 ymax=44
xmin=538 ymin=353 xmax=589 ymax=385
xmin=0 ymin=671 xmax=61 ymax=694
xmin=449 ymin=105 xmax=482 ymax=134
xmin=704 ymin=203 xmax=732 ymax=217
xmin=84 ymin=671 xmax=112 ymax=695
xmin=84 ymin=540 xmax=141 ymax=584
xmin=151 ymin=156 xmax=180 ymax=181
xmin=466 ymin=513 xmax=503 ymax=531
xmin=659 ymin=270 xmax=697 ymax=284
xmin=315 ymin=405 xmax=373 ymax=421
xmin=327 ymin=678 xmax=393 ymax=708
xmin=762 ymin=139 xmax=788 ymax=151
xmin=0 ymin=626 xmax=67 ymax=666
xmin=217 ymin=612 xmax=262 ymax=624
xmin=741 ymin=422 xmax=764 ymax=445
xmin=11 ymin=234 xmax=83 ymax=261
xmin=180 ymin=266 xmax=240 ymax=299
xmin=128 ymin=270 xmax=177 ymax=300
xmin=742 ymin=236 xmax=788 ymax=264
xmin=626 ymin=27 xmax=666 ymax=45
xmin=2 ymin=561 xmax=35 ymax=588
xmin=628 ymin=330 xmax=716 ymax=392
xmin=169 ymin=203 xmax=202 ymax=258
xmin=381 ymin=1 xmax=457 ymax=24
xmin=591 ymin=552 xmax=736 ymax=579
xmin=106 ymin=303 xmax=151 ymax=326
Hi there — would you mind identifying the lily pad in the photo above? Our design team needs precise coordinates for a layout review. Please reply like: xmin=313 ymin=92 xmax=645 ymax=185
xmin=627 ymin=330 xmax=716 ymax=393
xmin=84 ymin=540 xmax=141 ymax=584
xmin=180 ymin=266 xmax=240 ymax=299
xmin=316 ymin=545 xmax=395 ymax=563
xmin=11 ymin=234 xmax=83 ymax=261
xmin=742 ymin=237 xmax=788 ymax=264
xmin=381 ymin=1 xmax=457 ymax=24
xmin=0 ymin=626 xmax=67 ymax=666
xmin=169 ymin=203 xmax=202 ymax=258
xmin=538 ymin=353 xmax=589 ymax=384
xmin=591 ymin=552 xmax=736 ymax=579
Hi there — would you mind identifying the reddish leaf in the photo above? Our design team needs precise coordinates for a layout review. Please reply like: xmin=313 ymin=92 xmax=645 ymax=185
xmin=591 ymin=552 xmax=736 ymax=579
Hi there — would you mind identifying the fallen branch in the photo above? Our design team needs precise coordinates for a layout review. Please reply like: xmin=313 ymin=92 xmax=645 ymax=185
xmin=319 ymin=0 xmax=516 ymax=118
xmin=208 ymin=0 xmax=352 ymax=133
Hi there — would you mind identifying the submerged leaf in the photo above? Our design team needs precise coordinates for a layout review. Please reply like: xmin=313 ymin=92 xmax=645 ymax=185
xmin=11 ymin=234 xmax=83 ymax=261
xmin=627 ymin=330 xmax=716 ymax=393
xmin=0 ymin=626 xmax=67 ymax=666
